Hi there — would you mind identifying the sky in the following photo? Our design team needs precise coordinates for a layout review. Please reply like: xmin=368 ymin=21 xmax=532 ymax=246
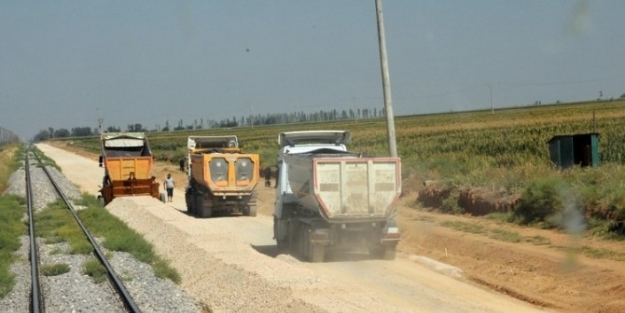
xmin=1 ymin=0 xmax=624 ymax=140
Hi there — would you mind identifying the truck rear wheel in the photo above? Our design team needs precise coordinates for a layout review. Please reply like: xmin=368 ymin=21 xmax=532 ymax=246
xmin=383 ymin=245 xmax=396 ymax=260
xmin=299 ymin=227 xmax=309 ymax=261
xmin=309 ymin=243 xmax=325 ymax=263
xmin=274 ymin=218 xmax=289 ymax=253
xmin=243 ymin=205 xmax=257 ymax=217
xmin=370 ymin=245 xmax=396 ymax=260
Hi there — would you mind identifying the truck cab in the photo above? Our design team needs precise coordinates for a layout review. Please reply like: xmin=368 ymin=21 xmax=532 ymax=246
xmin=275 ymin=130 xmax=351 ymax=218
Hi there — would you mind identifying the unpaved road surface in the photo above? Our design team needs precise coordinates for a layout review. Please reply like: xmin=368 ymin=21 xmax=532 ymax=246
xmin=37 ymin=143 xmax=555 ymax=312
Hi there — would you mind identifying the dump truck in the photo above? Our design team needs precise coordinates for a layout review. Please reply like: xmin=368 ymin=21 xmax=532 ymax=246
xmin=98 ymin=132 xmax=165 ymax=205
xmin=185 ymin=135 xmax=260 ymax=218
xmin=273 ymin=130 xmax=401 ymax=262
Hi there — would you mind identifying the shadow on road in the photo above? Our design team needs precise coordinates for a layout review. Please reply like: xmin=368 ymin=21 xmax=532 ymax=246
xmin=251 ymin=243 xmax=379 ymax=263
xmin=251 ymin=244 xmax=280 ymax=258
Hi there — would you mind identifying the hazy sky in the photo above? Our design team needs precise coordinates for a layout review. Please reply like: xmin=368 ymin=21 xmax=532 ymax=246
xmin=1 ymin=1 xmax=624 ymax=139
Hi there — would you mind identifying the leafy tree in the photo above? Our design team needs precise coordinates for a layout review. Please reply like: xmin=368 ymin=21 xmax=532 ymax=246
xmin=54 ymin=128 xmax=70 ymax=138
xmin=34 ymin=129 xmax=51 ymax=142
xmin=126 ymin=123 xmax=144 ymax=132
xmin=70 ymin=127 xmax=93 ymax=137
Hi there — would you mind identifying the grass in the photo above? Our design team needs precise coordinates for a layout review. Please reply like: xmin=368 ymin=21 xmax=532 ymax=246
xmin=0 ymin=146 xmax=28 ymax=299
xmin=41 ymin=263 xmax=70 ymax=276
xmin=35 ymin=194 xmax=181 ymax=284
xmin=440 ymin=220 xmax=487 ymax=234
xmin=35 ymin=200 xmax=93 ymax=255
xmin=0 ymin=144 xmax=23 ymax=193
xmin=83 ymin=258 xmax=107 ymax=283
xmin=0 ymin=195 xmax=27 ymax=299
xmin=440 ymin=217 xmax=624 ymax=262
xmin=525 ymin=235 xmax=551 ymax=246
xmin=75 ymin=194 xmax=181 ymax=283
xmin=30 ymin=146 xmax=61 ymax=172
xmin=489 ymin=228 xmax=523 ymax=243
xmin=553 ymin=245 xmax=625 ymax=262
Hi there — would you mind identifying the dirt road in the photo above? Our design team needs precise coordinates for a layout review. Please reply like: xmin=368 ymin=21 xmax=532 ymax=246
xmin=35 ymin=143 xmax=552 ymax=312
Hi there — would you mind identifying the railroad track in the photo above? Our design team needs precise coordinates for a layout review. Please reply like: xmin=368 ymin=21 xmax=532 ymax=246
xmin=25 ymin=149 xmax=141 ymax=313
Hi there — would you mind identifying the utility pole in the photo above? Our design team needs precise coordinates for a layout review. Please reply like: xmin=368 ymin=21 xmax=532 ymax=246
xmin=97 ymin=118 xmax=104 ymax=136
xmin=375 ymin=0 xmax=398 ymax=157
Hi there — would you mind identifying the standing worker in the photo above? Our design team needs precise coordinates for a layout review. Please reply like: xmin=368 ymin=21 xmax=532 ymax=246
xmin=164 ymin=173 xmax=175 ymax=202
xmin=263 ymin=166 xmax=272 ymax=187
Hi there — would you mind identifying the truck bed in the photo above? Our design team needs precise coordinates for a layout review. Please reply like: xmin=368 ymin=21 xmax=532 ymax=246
xmin=285 ymin=153 xmax=401 ymax=221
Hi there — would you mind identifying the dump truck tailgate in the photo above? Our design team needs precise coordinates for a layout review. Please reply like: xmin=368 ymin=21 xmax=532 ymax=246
xmin=286 ymin=154 xmax=401 ymax=220
xmin=105 ymin=156 xmax=153 ymax=181
xmin=315 ymin=157 xmax=401 ymax=219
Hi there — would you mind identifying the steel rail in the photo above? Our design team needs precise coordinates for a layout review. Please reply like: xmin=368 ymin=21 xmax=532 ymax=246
xmin=32 ymin=150 xmax=142 ymax=313
xmin=25 ymin=150 xmax=45 ymax=313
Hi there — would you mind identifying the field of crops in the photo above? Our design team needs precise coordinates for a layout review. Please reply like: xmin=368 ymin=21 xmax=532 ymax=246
xmin=59 ymin=99 xmax=625 ymax=180
xmin=55 ymin=99 xmax=625 ymax=235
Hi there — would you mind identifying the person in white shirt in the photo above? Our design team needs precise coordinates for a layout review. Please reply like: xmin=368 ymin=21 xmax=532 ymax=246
xmin=163 ymin=173 xmax=175 ymax=202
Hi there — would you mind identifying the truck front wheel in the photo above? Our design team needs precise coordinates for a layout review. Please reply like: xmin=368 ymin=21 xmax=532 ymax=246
xmin=196 ymin=195 xmax=212 ymax=218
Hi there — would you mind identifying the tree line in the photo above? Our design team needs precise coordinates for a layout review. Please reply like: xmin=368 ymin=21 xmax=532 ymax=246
xmin=33 ymin=107 xmax=385 ymax=142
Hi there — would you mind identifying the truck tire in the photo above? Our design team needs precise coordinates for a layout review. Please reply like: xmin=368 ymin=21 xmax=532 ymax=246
xmin=243 ymin=191 xmax=258 ymax=217
xmin=243 ymin=205 xmax=257 ymax=217
xmin=185 ymin=192 xmax=194 ymax=215
xmin=196 ymin=195 xmax=212 ymax=218
xmin=299 ymin=227 xmax=308 ymax=261
xmin=370 ymin=245 xmax=396 ymax=260
xmin=274 ymin=218 xmax=289 ymax=253
xmin=288 ymin=222 xmax=300 ymax=257
xmin=276 ymin=238 xmax=288 ymax=253
xmin=383 ymin=245 xmax=397 ymax=260
xmin=309 ymin=243 xmax=325 ymax=263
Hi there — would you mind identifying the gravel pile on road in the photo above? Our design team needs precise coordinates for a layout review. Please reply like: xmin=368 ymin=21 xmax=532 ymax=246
xmin=109 ymin=196 xmax=409 ymax=313
xmin=0 ymin=163 xmax=202 ymax=313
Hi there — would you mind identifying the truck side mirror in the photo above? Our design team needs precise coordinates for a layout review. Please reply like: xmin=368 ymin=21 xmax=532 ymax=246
xmin=98 ymin=155 xmax=103 ymax=168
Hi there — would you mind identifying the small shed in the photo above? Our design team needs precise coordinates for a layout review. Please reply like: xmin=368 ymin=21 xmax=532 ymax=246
xmin=547 ymin=133 xmax=599 ymax=169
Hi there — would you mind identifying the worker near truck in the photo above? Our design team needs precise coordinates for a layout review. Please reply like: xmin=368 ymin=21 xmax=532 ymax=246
xmin=263 ymin=166 xmax=272 ymax=187
xmin=164 ymin=173 xmax=175 ymax=202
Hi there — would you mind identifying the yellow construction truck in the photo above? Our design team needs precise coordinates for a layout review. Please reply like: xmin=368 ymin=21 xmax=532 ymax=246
xmin=98 ymin=132 xmax=165 ymax=205
xmin=185 ymin=135 xmax=260 ymax=217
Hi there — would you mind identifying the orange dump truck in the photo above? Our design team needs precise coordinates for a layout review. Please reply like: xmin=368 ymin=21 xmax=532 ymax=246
xmin=185 ymin=135 xmax=260 ymax=218
xmin=98 ymin=132 xmax=164 ymax=205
